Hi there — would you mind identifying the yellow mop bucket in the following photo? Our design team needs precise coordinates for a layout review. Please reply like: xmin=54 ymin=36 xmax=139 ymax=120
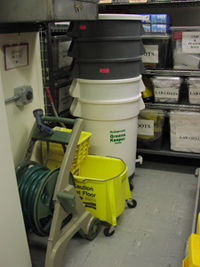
xmin=182 ymin=213 xmax=200 ymax=267
xmin=73 ymin=155 xmax=132 ymax=226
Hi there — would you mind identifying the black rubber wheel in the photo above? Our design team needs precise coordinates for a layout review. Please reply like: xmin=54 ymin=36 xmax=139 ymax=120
xmin=87 ymin=217 xmax=101 ymax=240
xmin=127 ymin=199 xmax=137 ymax=208
xmin=104 ymin=226 xmax=115 ymax=237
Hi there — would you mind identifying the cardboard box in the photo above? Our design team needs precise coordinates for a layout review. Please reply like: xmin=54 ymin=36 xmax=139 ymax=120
xmin=151 ymin=24 xmax=170 ymax=33
xmin=140 ymin=14 xmax=151 ymax=24
xmin=151 ymin=14 xmax=171 ymax=24
xmin=142 ymin=24 xmax=151 ymax=33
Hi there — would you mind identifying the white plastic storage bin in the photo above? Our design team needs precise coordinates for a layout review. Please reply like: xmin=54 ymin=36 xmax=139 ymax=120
xmin=171 ymin=26 xmax=200 ymax=70
xmin=69 ymin=76 xmax=145 ymax=101
xmin=187 ymin=77 xmax=200 ymax=104
xmin=151 ymin=76 xmax=181 ymax=103
xmin=142 ymin=34 xmax=170 ymax=69
xmin=169 ymin=111 xmax=200 ymax=153
xmin=137 ymin=109 xmax=166 ymax=150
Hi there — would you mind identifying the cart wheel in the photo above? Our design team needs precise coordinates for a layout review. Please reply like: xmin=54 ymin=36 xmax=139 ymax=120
xmin=104 ymin=226 xmax=115 ymax=237
xmin=127 ymin=198 xmax=137 ymax=208
xmin=87 ymin=217 xmax=101 ymax=240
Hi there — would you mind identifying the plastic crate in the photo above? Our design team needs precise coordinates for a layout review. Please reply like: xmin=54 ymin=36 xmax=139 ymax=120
xmin=74 ymin=155 xmax=131 ymax=226
xmin=42 ymin=127 xmax=92 ymax=173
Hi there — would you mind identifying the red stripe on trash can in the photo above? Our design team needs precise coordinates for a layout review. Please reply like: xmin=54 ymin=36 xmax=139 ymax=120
xmin=99 ymin=68 xmax=110 ymax=73
xmin=79 ymin=25 xmax=86 ymax=30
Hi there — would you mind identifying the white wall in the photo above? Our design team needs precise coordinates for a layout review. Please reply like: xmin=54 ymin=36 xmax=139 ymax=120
xmin=0 ymin=71 xmax=32 ymax=267
xmin=0 ymin=32 xmax=44 ymax=166
xmin=0 ymin=31 xmax=44 ymax=266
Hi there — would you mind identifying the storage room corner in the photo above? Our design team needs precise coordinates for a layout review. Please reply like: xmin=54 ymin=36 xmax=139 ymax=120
xmin=0 ymin=1 xmax=200 ymax=267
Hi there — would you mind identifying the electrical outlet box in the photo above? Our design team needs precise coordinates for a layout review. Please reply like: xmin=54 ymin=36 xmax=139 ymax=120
xmin=14 ymin=85 xmax=33 ymax=106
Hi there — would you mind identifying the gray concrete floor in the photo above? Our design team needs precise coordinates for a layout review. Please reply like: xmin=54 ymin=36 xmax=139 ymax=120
xmin=29 ymin=160 xmax=198 ymax=267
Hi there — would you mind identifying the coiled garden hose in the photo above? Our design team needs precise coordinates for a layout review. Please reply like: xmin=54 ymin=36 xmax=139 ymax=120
xmin=15 ymin=161 xmax=60 ymax=236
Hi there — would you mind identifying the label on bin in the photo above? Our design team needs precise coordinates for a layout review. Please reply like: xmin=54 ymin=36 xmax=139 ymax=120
xmin=58 ymin=41 xmax=72 ymax=69
xmin=58 ymin=85 xmax=73 ymax=113
xmin=79 ymin=25 xmax=86 ymax=30
xmin=190 ymin=89 xmax=200 ymax=98
xmin=75 ymin=184 xmax=97 ymax=210
xmin=173 ymin=31 xmax=182 ymax=40
xmin=142 ymin=45 xmax=159 ymax=63
xmin=110 ymin=129 xmax=126 ymax=144
xmin=154 ymin=88 xmax=179 ymax=99
xmin=182 ymin=32 xmax=200 ymax=53
xmin=175 ymin=126 xmax=200 ymax=149
xmin=99 ymin=68 xmax=109 ymax=73
xmin=137 ymin=119 xmax=154 ymax=136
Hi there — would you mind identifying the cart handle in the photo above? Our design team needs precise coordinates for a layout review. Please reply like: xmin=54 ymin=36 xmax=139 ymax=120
xmin=41 ymin=115 xmax=76 ymax=126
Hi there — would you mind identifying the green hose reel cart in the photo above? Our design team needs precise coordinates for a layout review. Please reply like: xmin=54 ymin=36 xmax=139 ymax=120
xmin=15 ymin=109 xmax=100 ymax=267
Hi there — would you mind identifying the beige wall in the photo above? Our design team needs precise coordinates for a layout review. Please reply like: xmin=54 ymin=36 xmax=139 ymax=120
xmin=0 ymin=32 xmax=44 ymax=166
xmin=0 ymin=31 xmax=44 ymax=266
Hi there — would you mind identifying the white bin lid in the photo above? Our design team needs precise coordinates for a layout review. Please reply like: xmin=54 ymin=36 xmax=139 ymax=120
xmin=99 ymin=14 xmax=144 ymax=21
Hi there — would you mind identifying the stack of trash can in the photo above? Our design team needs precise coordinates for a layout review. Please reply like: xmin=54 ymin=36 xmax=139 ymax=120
xmin=67 ymin=14 xmax=146 ymax=179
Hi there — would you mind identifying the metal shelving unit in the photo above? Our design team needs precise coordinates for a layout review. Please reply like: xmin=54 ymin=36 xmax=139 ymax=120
xmin=137 ymin=139 xmax=200 ymax=159
xmin=99 ymin=0 xmax=200 ymax=160
xmin=40 ymin=23 xmax=74 ymax=118
xmin=145 ymin=69 xmax=200 ymax=77
xmin=145 ymin=102 xmax=200 ymax=112
xmin=99 ymin=0 xmax=200 ymax=26
xmin=99 ymin=0 xmax=200 ymax=7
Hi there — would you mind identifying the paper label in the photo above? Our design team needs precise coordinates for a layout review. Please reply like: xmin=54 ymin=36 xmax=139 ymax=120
xmin=58 ymin=85 xmax=73 ymax=113
xmin=175 ymin=126 xmax=200 ymax=148
xmin=189 ymin=88 xmax=200 ymax=98
xmin=99 ymin=68 xmax=109 ymax=73
xmin=142 ymin=45 xmax=159 ymax=63
xmin=182 ymin=32 xmax=200 ymax=53
xmin=75 ymin=184 xmax=97 ymax=210
xmin=137 ymin=119 xmax=154 ymax=136
xmin=5 ymin=43 xmax=29 ymax=70
xmin=110 ymin=129 xmax=126 ymax=144
xmin=79 ymin=25 xmax=86 ymax=30
xmin=173 ymin=31 xmax=182 ymax=40
xmin=58 ymin=41 xmax=72 ymax=69
xmin=154 ymin=88 xmax=179 ymax=99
